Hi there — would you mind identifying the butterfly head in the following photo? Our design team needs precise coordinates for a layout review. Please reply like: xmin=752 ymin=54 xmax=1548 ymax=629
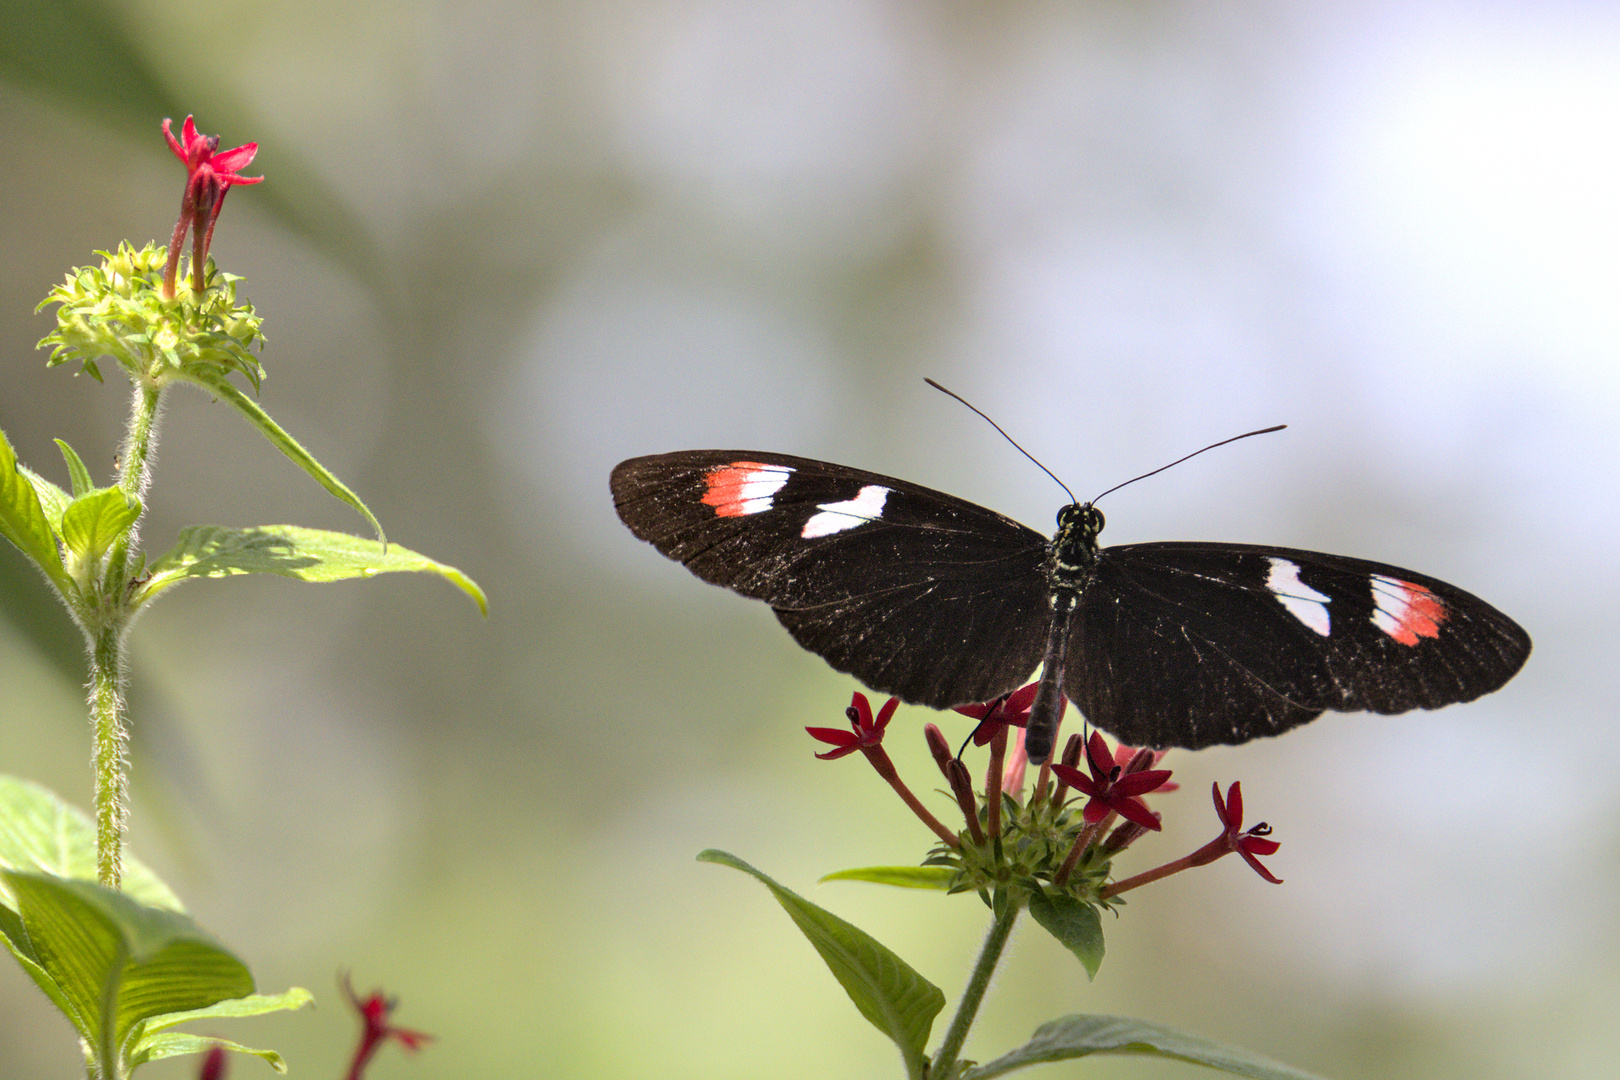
xmin=1057 ymin=502 xmax=1104 ymax=537
xmin=1051 ymin=502 xmax=1104 ymax=579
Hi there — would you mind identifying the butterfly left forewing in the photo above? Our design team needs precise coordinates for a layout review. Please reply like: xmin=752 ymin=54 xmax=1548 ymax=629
xmin=612 ymin=451 xmax=1055 ymax=707
xmin=1066 ymin=541 xmax=1530 ymax=750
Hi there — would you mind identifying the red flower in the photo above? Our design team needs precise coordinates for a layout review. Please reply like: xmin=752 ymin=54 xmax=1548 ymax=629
xmin=1109 ymin=742 xmax=1178 ymax=794
xmin=197 ymin=1045 xmax=227 ymax=1080
xmin=1050 ymin=731 xmax=1172 ymax=831
xmin=161 ymin=116 xmax=263 ymax=296
xmin=164 ymin=116 xmax=262 ymax=191
xmin=808 ymin=692 xmax=897 ymax=759
xmin=342 ymin=974 xmax=432 ymax=1080
xmin=953 ymin=682 xmax=1042 ymax=746
xmin=1207 ymin=781 xmax=1283 ymax=884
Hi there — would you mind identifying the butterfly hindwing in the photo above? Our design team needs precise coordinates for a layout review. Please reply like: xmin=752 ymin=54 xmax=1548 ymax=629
xmin=611 ymin=451 xmax=1054 ymax=707
xmin=1068 ymin=543 xmax=1532 ymax=749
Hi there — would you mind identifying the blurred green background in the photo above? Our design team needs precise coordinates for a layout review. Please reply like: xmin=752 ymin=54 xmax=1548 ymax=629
xmin=1 ymin=2 xmax=1614 ymax=1077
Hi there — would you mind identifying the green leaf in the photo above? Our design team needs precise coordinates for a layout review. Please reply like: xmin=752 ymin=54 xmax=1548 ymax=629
xmin=821 ymin=866 xmax=956 ymax=890
xmin=0 ymin=778 xmax=187 ymax=1054
xmin=1026 ymin=891 xmax=1105 ymax=981
xmin=965 ymin=1014 xmax=1332 ymax=1080
xmin=0 ymin=776 xmax=183 ymax=912
xmin=54 ymin=438 xmax=94 ymax=497
xmin=141 ymin=986 xmax=315 ymax=1033
xmin=60 ymin=486 xmax=141 ymax=568
xmin=186 ymin=369 xmax=385 ymax=544
xmin=134 ymin=1032 xmax=289 ymax=1073
xmin=137 ymin=525 xmax=487 ymax=614
xmin=20 ymin=463 xmax=72 ymax=530
xmin=699 ymin=849 xmax=943 ymax=1079
xmin=1 ymin=871 xmax=254 ymax=1074
xmin=0 ymin=426 xmax=70 ymax=593
xmin=131 ymin=988 xmax=315 ymax=1072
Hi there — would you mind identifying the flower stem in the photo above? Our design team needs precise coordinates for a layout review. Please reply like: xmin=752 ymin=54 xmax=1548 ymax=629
xmin=107 ymin=380 xmax=162 ymax=582
xmin=88 ymin=624 xmax=127 ymax=888
xmin=931 ymin=891 xmax=1021 ymax=1077
xmin=86 ymin=380 xmax=163 ymax=889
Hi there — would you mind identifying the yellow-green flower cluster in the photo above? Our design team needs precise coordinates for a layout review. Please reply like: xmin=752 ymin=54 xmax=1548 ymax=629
xmin=37 ymin=241 xmax=265 ymax=390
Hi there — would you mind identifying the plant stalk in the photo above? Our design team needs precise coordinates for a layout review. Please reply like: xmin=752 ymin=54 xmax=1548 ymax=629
xmin=931 ymin=892 xmax=1021 ymax=1077
xmin=87 ymin=625 xmax=128 ymax=889
xmin=87 ymin=379 xmax=163 ymax=888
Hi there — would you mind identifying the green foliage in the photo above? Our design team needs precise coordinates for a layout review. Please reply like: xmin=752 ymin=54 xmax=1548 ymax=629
xmin=0 ymin=427 xmax=71 ymax=595
xmin=700 ymin=850 xmax=945 ymax=1080
xmin=139 ymin=524 xmax=488 ymax=614
xmin=1025 ymin=890 xmax=1105 ymax=981
xmin=0 ymin=778 xmax=311 ymax=1077
xmin=966 ymin=1015 xmax=1331 ymax=1080
xmin=821 ymin=866 xmax=956 ymax=889
xmin=183 ymin=371 xmax=385 ymax=544
xmin=60 ymin=488 xmax=142 ymax=580
xmin=0 ymin=778 xmax=180 ymax=912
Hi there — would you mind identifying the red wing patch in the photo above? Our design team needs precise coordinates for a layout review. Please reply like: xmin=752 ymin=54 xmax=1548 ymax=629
xmin=1370 ymin=575 xmax=1447 ymax=646
xmin=701 ymin=461 xmax=793 ymax=518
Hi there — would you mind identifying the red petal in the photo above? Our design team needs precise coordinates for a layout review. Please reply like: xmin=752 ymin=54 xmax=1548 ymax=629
xmin=1223 ymin=782 xmax=1245 ymax=825
xmin=1238 ymin=847 xmax=1283 ymax=884
xmin=1112 ymin=768 xmax=1173 ymax=798
xmin=1112 ymin=797 xmax=1163 ymax=832
xmin=162 ymin=117 xmax=186 ymax=162
xmin=805 ymin=726 xmax=859 ymax=747
xmin=872 ymin=696 xmax=900 ymax=731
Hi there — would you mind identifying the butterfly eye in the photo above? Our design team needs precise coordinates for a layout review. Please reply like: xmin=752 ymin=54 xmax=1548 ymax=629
xmin=1085 ymin=506 xmax=1105 ymax=533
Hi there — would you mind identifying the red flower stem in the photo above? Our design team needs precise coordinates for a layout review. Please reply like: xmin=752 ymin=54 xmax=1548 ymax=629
xmin=161 ymin=209 xmax=188 ymax=299
xmin=1049 ymin=733 xmax=1083 ymax=805
xmin=1101 ymin=856 xmax=1194 ymax=898
xmin=861 ymin=745 xmax=959 ymax=847
xmin=945 ymin=760 xmax=985 ymax=845
xmin=984 ymin=726 xmax=1006 ymax=840
xmin=1101 ymin=836 xmax=1228 ymax=898
xmin=1053 ymin=813 xmax=1111 ymax=887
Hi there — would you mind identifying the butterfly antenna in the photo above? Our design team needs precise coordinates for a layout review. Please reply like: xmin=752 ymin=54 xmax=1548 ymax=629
xmin=1090 ymin=424 xmax=1286 ymax=504
xmin=925 ymin=378 xmax=1078 ymax=503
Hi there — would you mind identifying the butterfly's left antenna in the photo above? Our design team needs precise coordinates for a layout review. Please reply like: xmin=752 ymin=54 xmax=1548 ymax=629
xmin=925 ymin=378 xmax=1078 ymax=504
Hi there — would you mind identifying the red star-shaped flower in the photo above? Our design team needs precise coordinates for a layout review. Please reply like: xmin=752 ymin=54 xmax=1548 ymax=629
xmin=342 ymin=974 xmax=432 ymax=1080
xmin=807 ymin=692 xmax=898 ymax=760
xmin=1208 ymin=781 xmax=1282 ymax=883
xmin=160 ymin=116 xmax=264 ymax=296
xmin=953 ymin=682 xmax=1044 ymax=746
xmin=1050 ymin=731 xmax=1172 ymax=831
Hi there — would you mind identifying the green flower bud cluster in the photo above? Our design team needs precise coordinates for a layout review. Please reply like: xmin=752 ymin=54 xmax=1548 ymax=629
xmin=37 ymin=241 xmax=265 ymax=390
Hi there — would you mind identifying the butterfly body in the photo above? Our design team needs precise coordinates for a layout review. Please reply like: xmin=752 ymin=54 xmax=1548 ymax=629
xmin=611 ymin=450 xmax=1530 ymax=762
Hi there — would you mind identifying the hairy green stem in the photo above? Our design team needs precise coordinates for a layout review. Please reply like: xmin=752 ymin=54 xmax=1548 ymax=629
xmin=106 ymin=380 xmax=162 ymax=583
xmin=86 ymin=380 xmax=162 ymax=889
xmin=931 ymin=893 xmax=1021 ymax=1077
xmin=87 ymin=625 xmax=127 ymax=888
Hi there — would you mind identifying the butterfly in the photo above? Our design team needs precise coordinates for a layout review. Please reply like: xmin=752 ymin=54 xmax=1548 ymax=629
xmin=610 ymin=450 xmax=1530 ymax=763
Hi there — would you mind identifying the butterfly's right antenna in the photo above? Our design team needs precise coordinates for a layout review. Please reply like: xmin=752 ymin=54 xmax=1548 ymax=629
xmin=925 ymin=378 xmax=1078 ymax=504
xmin=1089 ymin=424 xmax=1286 ymax=504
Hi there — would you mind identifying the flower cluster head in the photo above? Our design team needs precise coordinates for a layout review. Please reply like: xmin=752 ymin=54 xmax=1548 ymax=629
xmin=38 ymin=241 xmax=265 ymax=388
xmin=36 ymin=117 xmax=265 ymax=389
xmin=807 ymin=683 xmax=1284 ymax=916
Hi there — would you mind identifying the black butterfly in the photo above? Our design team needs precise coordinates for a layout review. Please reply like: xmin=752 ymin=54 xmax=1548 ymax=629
xmin=610 ymin=450 xmax=1530 ymax=763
